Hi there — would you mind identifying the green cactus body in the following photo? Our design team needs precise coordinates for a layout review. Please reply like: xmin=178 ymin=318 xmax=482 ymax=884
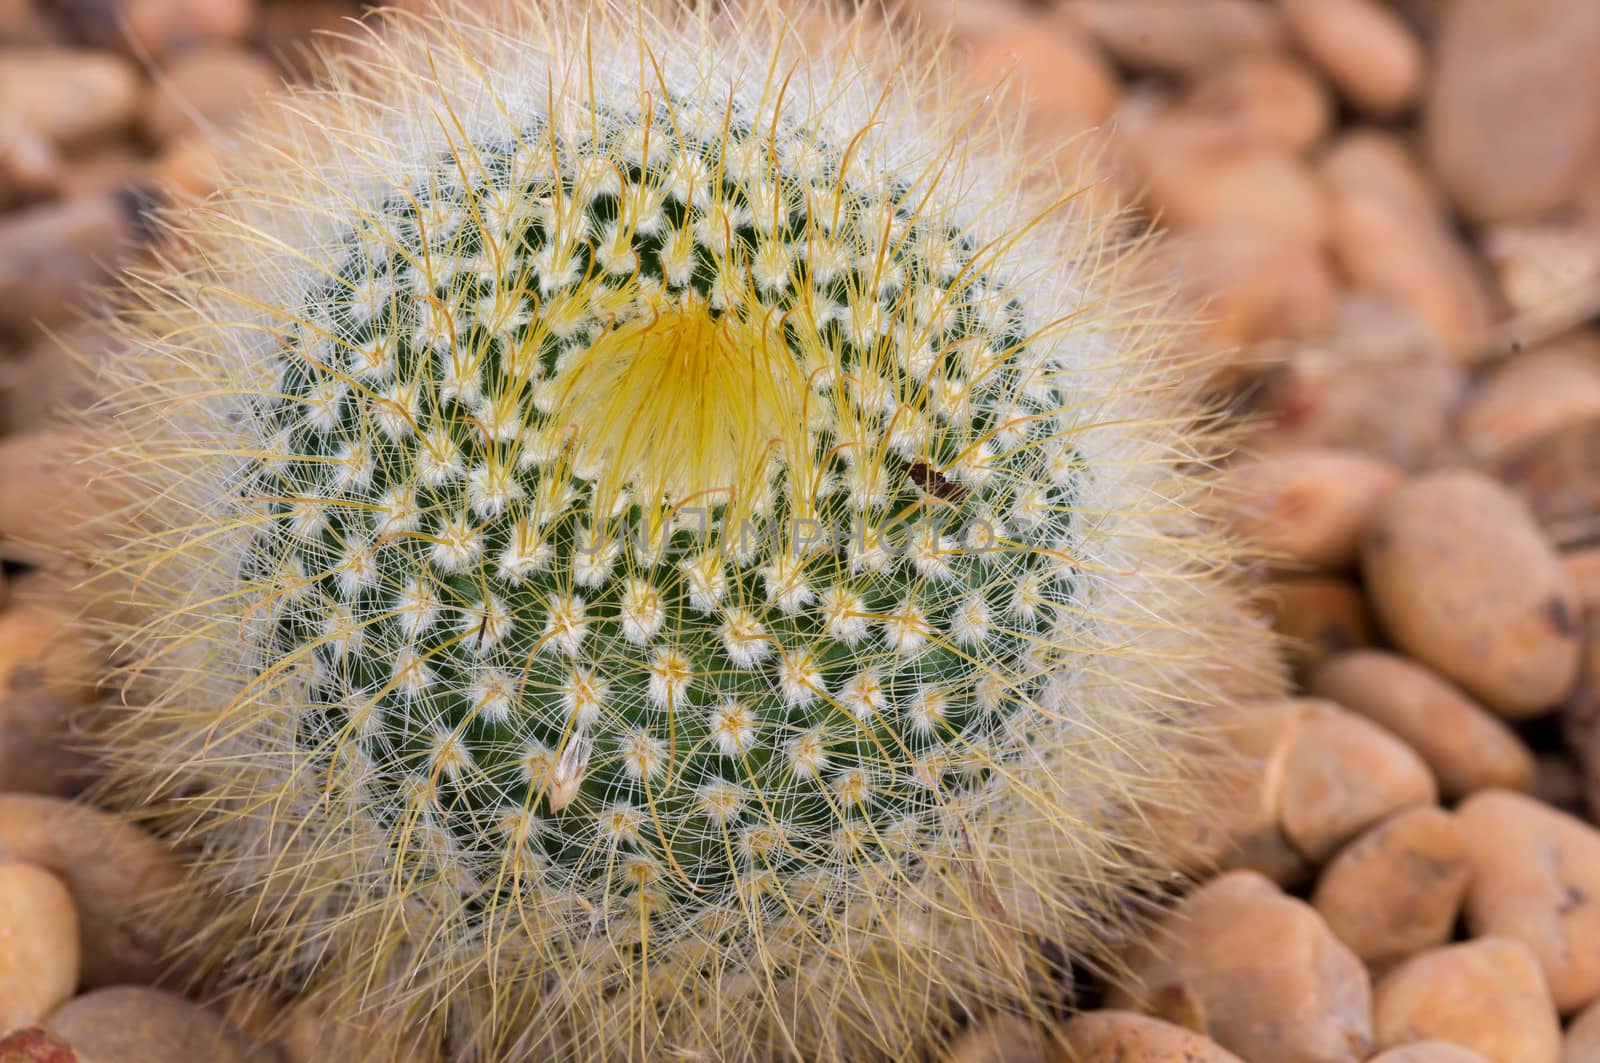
xmin=80 ymin=3 xmax=1262 ymax=1059
xmin=263 ymin=104 xmax=1077 ymax=926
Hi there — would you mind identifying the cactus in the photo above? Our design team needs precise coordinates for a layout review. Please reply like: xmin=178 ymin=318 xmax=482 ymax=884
xmin=79 ymin=2 xmax=1265 ymax=1059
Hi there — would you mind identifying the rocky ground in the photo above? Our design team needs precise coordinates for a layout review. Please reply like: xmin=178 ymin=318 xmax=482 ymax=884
xmin=1 ymin=0 xmax=1599 ymax=1061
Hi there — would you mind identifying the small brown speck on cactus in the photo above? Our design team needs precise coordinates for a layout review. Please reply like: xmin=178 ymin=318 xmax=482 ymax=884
xmin=73 ymin=2 xmax=1272 ymax=1059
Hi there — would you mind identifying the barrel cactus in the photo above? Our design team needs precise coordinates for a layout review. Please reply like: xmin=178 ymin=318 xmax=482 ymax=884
xmin=78 ymin=1 xmax=1263 ymax=1059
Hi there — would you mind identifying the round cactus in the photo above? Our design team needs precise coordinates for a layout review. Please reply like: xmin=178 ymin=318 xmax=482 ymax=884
xmin=79 ymin=2 xmax=1266 ymax=1059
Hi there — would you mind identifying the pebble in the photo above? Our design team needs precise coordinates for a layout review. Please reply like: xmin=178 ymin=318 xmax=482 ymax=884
xmin=0 ymin=689 xmax=91 ymax=797
xmin=0 ymin=794 xmax=184 ymax=988
xmin=0 ymin=325 xmax=106 ymax=436
xmin=1427 ymin=0 xmax=1600 ymax=222
xmin=1279 ymin=698 xmax=1437 ymax=864
xmin=266 ymin=992 xmax=440 ymax=1063
xmin=1310 ymin=651 xmax=1535 ymax=799
xmin=44 ymin=986 xmax=277 ymax=1063
xmin=1457 ymin=789 xmax=1600 ymax=1015
xmin=0 ymin=862 xmax=80 ymax=1031
xmin=1362 ymin=470 xmax=1581 ymax=717
xmin=0 ymin=598 xmax=99 ymax=704
xmin=1310 ymin=806 xmax=1470 ymax=969
xmin=1567 ymin=995 xmax=1600 ymax=1063
xmin=1249 ymin=304 xmax=1465 ymax=471
xmin=1457 ymin=332 xmax=1600 ymax=463
xmin=0 ymin=49 xmax=141 ymax=148
xmin=1481 ymin=218 xmax=1600 ymax=321
xmin=1495 ymin=416 xmax=1600 ymax=550
xmin=1139 ymin=223 xmax=1334 ymax=366
xmin=0 ymin=118 xmax=60 ymax=206
xmin=1281 ymin=0 xmax=1424 ymax=117
xmin=1180 ymin=54 xmax=1331 ymax=154
xmin=0 ymin=430 xmax=119 ymax=567
xmin=140 ymin=45 xmax=280 ymax=147
xmin=1184 ymin=699 xmax=1309 ymax=886
xmin=1319 ymin=132 xmax=1494 ymax=350
xmin=60 ymin=0 xmax=257 ymax=59
xmin=1369 ymin=1046 xmax=1494 ymax=1063
xmin=1260 ymin=577 xmax=1373 ymax=677
xmin=942 ymin=1014 xmax=1057 ymax=1063
xmin=1220 ymin=449 xmax=1400 ymax=572
xmin=1062 ymin=1010 xmax=1243 ymax=1062
xmin=0 ymin=191 xmax=155 ymax=331
xmin=1128 ymin=114 xmax=1327 ymax=247
xmin=1374 ymin=937 xmax=1561 ymax=1063
xmin=1059 ymin=1 xmax=1283 ymax=78
xmin=1112 ymin=870 xmax=1373 ymax=1063
xmin=1568 ymin=548 xmax=1600 ymax=613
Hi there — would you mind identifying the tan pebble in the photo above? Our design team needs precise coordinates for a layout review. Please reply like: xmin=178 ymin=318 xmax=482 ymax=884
xmin=0 ymin=193 xmax=155 ymax=332
xmin=0 ymin=324 xmax=107 ymax=437
xmin=44 ymin=987 xmax=275 ymax=1063
xmin=1319 ymin=132 xmax=1495 ymax=350
xmin=0 ymin=0 xmax=51 ymax=40
xmin=1129 ymin=115 xmax=1327 ymax=246
xmin=0 ymin=863 xmax=80 ymax=1030
xmin=1171 ymin=699 xmax=1310 ymax=886
xmin=1458 ymin=331 xmax=1600 ymax=463
xmin=1309 ymin=651 xmax=1535 ymax=799
xmin=1569 ymin=548 xmax=1600 ymax=613
xmin=1062 ymin=1010 xmax=1244 ymax=1062
xmin=1280 ymin=698 xmax=1437 ymax=864
xmin=1310 ymin=806 xmax=1468 ymax=969
xmin=1495 ymin=417 xmax=1600 ymax=550
xmin=957 ymin=13 xmax=1117 ymax=143
xmin=1363 ymin=471 xmax=1581 ymax=717
xmin=0 ymin=119 xmax=61 ymax=205
xmin=1567 ymin=995 xmax=1600 ymax=1063
xmin=1260 ymin=577 xmax=1373 ymax=678
xmin=1111 ymin=870 xmax=1373 ymax=1063
xmin=141 ymin=46 xmax=281 ymax=147
xmin=1060 ymin=0 xmax=1282 ymax=77
xmin=1140 ymin=224 xmax=1334 ymax=363
xmin=0 ymin=430 xmax=123 ymax=567
xmin=1370 ymin=1044 xmax=1494 ymax=1063
xmin=1220 ymin=449 xmax=1400 ymax=572
xmin=0 ymin=795 xmax=185 ymax=989
xmin=1481 ymin=219 xmax=1600 ymax=320
xmin=1374 ymin=938 xmax=1560 ymax=1063
xmin=255 ymin=1 xmax=369 ymax=79
xmin=271 ymin=992 xmax=441 ymax=1063
xmin=0 ymin=600 xmax=99 ymax=705
xmin=941 ymin=1014 xmax=1057 ymax=1063
xmin=1248 ymin=295 xmax=1465 ymax=470
xmin=1427 ymin=0 xmax=1600 ymax=222
xmin=1457 ymin=789 xmax=1600 ymax=1015
xmin=150 ymin=132 xmax=229 ymax=199
xmin=63 ymin=0 xmax=256 ymax=59
xmin=0 ymin=49 xmax=141 ymax=147
xmin=1181 ymin=54 xmax=1331 ymax=154
xmin=0 ymin=690 xmax=92 ymax=797
xmin=52 ymin=141 xmax=151 ymax=201
xmin=1281 ymin=0 xmax=1424 ymax=117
